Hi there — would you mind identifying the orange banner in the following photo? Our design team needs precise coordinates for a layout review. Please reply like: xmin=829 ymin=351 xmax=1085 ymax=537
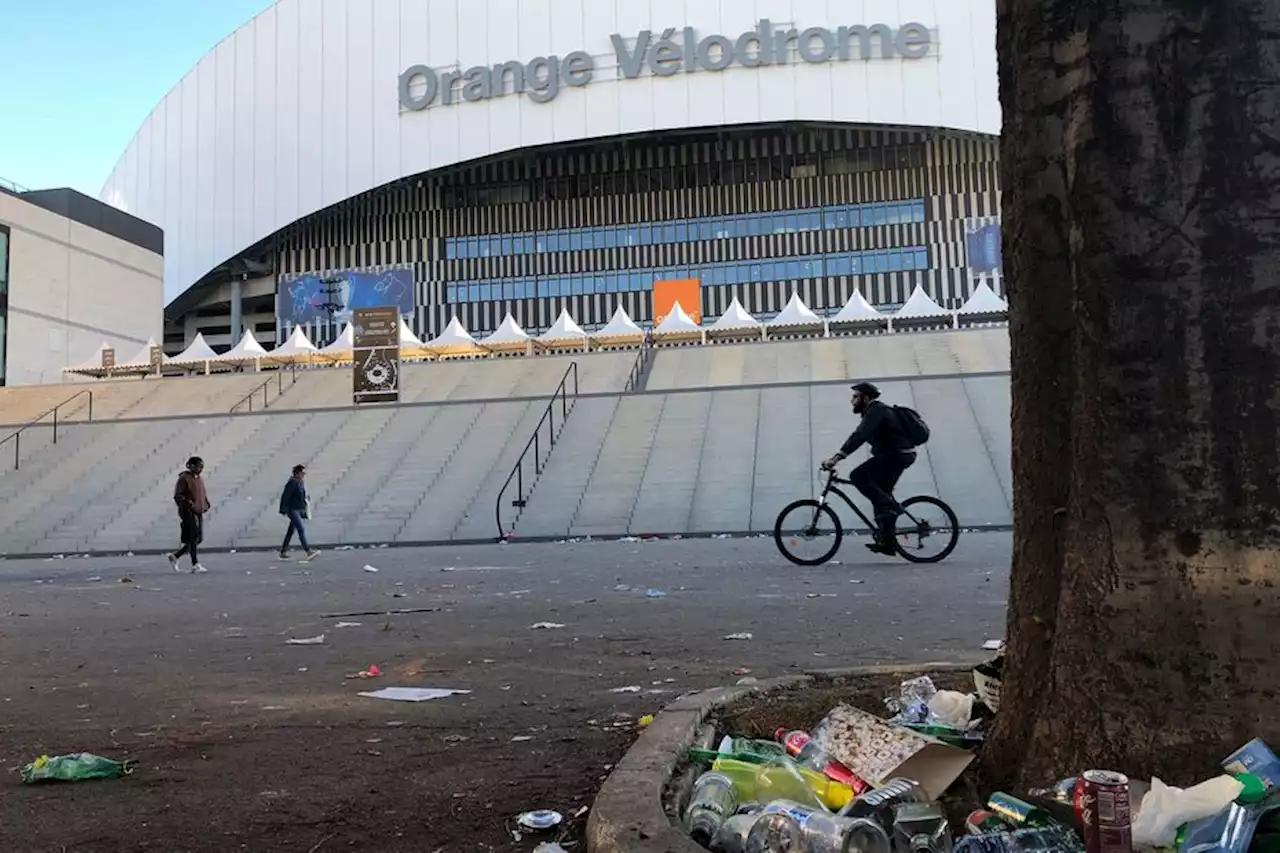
xmin=653 ymin=279 xmax=703 ymax=326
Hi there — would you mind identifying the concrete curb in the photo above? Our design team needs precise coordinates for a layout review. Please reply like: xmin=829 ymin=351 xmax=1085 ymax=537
xmin=586 ymin=662 xmax=976 ymax=853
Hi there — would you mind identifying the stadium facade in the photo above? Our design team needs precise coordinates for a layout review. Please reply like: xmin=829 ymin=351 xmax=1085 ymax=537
xmin=99 ymin=0 xmax=1001 ymax=354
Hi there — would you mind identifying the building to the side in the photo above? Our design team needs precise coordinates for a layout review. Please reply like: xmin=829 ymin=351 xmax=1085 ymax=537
xmin=0 ymin=182 xmax=163 ymax=386
xmin=98 ymin=0 xmax=1001 ymax=353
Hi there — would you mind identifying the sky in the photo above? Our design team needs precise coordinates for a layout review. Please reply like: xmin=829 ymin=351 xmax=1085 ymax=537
xmin=0 ymin=0 xmax=276 ymax=197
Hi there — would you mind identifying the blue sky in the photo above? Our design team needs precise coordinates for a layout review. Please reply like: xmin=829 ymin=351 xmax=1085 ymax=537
xmin=0 ymin=0 xmax=275 ymax=197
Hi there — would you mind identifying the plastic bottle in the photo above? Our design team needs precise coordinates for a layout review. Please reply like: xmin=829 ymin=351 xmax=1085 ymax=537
xmin=746 ymin=812 xmax=806 ymax=853
xmin=760 ymin=799 xmax=893 ymax=853
xmin=840 ymin=778 xmax=930 ymax=825
xmin=777 ymin=728 xmax=872 ymax=793
xmin=686 ymin=771 xmax=740 ymax=845
xmin=953 ymin=826 xmax=1083 ymax=853
xmin=713 ymin=757 xmax=855 ymax=812
xmin=891 ymin=802 xmax=952 ymax=853
xmin=712 ymin=813 xmax=764 ymax=853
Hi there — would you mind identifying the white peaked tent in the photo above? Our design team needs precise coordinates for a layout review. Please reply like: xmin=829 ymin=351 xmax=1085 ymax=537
xmin=591 ymin=305 xmax=645 ymax=346
xmin=480 ymin=313 xmax=533 ymax=353
xmin=829 ymin=289 xmax=889 ymax=330
xmin=652 ymin=302 xmax=704 ymax=342
xmin=707 ymin=297 xmax=764 ymax=340
xmin=111 ymin=337 xmax=167 ymax=377
xmin=398 ymin=317 xmax=432 ymax=360
xmin=767 ymin=292 xmax=825 ymax=335
xmin=892 ymin=286 xmax=952 ymax=330
xmin=318 ymin=323 xmax=355 ymax=363
xmin=266 ymin=326 xmax=319 ymax=365
xmin=213 ymin=328 xmax=269 ymax=368
xmin=62 ymin=341 xmax=116 ymax=378
xmin=958 ymin=281 xmax=1009 ymax=316
xmin=538 ymin=309 xmax=589 ymax=349
xmin=169 ymin=333 xmax=221 ymax=374
xmin=426 ymin=316 xmax=483 ymax=357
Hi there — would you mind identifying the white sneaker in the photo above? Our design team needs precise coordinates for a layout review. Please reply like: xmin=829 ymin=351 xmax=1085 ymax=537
xmin=167 ymin=553 xmax=180 ymax=571
xmin=305 ymin=550 xmax=321 ymax=560
xmin=190 ymin=564 xmax=208 ymax=574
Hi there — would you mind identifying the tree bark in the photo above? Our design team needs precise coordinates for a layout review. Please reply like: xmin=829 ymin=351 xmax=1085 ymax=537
xmin=985 ymin=0 xmax=1280 ymax=790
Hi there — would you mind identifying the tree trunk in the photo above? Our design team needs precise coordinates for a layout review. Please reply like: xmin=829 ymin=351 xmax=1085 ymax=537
xmin=985 ymin=0 xmax=1280 ymax=790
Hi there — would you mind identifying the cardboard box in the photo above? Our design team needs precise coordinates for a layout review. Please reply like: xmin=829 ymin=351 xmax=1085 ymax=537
xmin=812 ymin=704 xmax=974 ymax=800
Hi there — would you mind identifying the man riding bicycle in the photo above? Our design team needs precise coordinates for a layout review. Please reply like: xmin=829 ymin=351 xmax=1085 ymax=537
xmin=821 ymin=382 xmax=917 ymax=555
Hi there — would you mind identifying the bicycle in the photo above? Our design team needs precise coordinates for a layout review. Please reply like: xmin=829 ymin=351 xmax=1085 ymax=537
xmin=774 ymin=468 xmax=960 ymax=566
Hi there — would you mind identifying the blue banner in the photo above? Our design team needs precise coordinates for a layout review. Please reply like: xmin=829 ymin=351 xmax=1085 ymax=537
xmin=281 ymin=268 xmax=415 ymax=326
xmin=966 ymin=221 xmax=1003 ymax=274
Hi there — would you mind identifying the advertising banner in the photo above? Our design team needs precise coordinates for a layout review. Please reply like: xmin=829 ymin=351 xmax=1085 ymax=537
xmin=351 ymin=307 xmax=401 ymax=405
xmin=282 ymin=268 xmax=415 ymax=326
xmin=965 ymin=218 xmax=1003 ymax=274
xmin=653 ymin=278 xmax=703 ymax=325
xmin=101 ymin=347 xmax=115 ymax=369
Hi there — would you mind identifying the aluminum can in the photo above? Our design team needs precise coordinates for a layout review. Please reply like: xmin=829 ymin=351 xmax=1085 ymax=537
xmin=1078 ymin=770 xmax=1132 ymax=853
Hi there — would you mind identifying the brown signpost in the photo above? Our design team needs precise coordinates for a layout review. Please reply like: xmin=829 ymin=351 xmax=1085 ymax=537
xmin=352 ymin=306 xmax=401 ymax=404
xmin=101 ymin=347 xmax=116 ymax=371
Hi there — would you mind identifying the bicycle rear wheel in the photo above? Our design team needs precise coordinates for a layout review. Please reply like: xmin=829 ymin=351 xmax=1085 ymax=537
xmin=890 ymin=496 xmax=960 ymax=563
xmin=774 ymin=499 xmax=844 ymax=566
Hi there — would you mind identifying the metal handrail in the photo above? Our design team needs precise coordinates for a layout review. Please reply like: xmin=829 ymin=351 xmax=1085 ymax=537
xmin=495 ymin=361 xmax=580 ymax=540
xmin=623 ymin=337 xmax=652 ymax=393
xmin=229 ymin=365 xmax=299 ymax=414
xmin=0 ymin=388 xmax=94 ymax=471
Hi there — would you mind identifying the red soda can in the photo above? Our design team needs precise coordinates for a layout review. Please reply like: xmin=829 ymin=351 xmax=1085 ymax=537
xmin=1078 ymin=770 xmax=1132 ymax=853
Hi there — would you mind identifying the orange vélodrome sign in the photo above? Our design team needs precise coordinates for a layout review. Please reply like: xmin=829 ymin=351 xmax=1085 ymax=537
xmin=653 ymin=279 xmax=703 ymax=326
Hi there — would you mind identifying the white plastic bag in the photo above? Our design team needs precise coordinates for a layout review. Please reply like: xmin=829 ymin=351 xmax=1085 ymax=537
xmin=1131 ymin=775 xmax=1243 ymax=849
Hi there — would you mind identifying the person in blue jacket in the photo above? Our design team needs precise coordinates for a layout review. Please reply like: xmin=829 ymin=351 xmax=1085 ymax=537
xmin=279 ymin=464 xmax=319 ymax=560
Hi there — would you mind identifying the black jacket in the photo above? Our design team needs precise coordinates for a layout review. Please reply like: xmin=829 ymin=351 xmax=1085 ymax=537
xmin=840 ymin=400 xmax=916 ymax=458
xmin=279 ymin=478 xmax=308 ymax=515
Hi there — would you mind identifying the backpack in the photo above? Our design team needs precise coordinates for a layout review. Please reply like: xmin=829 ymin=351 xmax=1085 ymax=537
xmin=892 ymin=405 xmax=931 ymax=447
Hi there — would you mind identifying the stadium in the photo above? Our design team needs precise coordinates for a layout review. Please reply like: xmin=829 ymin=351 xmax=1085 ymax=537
xmin=96 ymin=0 xmax=1001 ymax=351
xmin=0 ymin=0 xmax=1009 ymax=558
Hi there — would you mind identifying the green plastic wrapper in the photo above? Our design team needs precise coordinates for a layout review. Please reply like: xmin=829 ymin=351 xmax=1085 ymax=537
xmin=20 ymin=753 xmax=136 ymax=784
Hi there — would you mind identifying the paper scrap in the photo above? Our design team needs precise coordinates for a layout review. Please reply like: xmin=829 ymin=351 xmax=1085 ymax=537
xmin=724 ymin=632 xmax=754 ymax=641
xmin=363 ymin=565 xmax=379 ymax=573
xmin=335 ymin=622 xmax=363 ymax=628
xmin=530 ymin=622 xmax=566 ymax=630
xmin=357 ymin=687 xmax=471 ymax=703
xmin=286 ymin=634 xmax=325 ymax=646
xmin=610 ymin=685 xmax=642 ymax=694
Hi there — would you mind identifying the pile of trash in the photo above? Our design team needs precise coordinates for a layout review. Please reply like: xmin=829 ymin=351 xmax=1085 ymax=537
xmin=678 ymin=662 xmax=1280 ymax=853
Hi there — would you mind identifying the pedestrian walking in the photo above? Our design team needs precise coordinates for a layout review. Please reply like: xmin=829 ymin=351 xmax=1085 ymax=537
xmin=279 ymin=464 xmax=319 ymax=561
xmin=167 ymin=456 xmax=210 ymax=573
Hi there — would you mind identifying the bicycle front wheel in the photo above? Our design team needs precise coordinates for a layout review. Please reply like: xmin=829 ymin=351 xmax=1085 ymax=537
xmin=891 ymin=496 xmax=960 ymax=563
xmin=774 ymin=499 xmax=844 ymax=566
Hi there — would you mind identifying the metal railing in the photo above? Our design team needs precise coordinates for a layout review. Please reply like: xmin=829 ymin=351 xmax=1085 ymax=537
xmin=495 ymin=361 xmax=580 ymax=540
xmin=229 ymin=366 xmax=299 ymax=414
xmin=623 ymin=338 xmax=653 ymax=393
xmin=0 ymin=389 xmax=94 ymax=470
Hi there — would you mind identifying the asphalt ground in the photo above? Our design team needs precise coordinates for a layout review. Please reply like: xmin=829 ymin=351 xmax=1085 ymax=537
xmin=0 ymin=532 xmax=1011 ymax=851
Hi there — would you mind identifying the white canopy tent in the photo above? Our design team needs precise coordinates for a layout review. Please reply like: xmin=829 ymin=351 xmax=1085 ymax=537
xmin=828 ymin=289 xmax=889 ymax=331
xmin=767 ymin=292 xmax=825 ymax=336
xmin=61 ymin=341 xmax=117 ymax=379
xmin=480 ymin=313 xmax=534 ymax=353
xmin=426 ymin=316 xmax=484 ymax=358
xmin=957 ymin=282 xmax=1009 ymax=317
xmin=591 ymin=306 xmax=646 ymax=347
xmin=317 ymin=324 xmax=355 ymax=364
xmin=892 ymin=286 xmax=952 ymax=330
xmin=706 ymin=297 xmax=764 ymax=340
xmin=399 ymin=317 xmax=432 ymax=360
xmin=265 ymin=327 xmax=319 ymax=366
xmin=651 ymin=302 xmax=704 ymax=343
xmin=538 ymin=309 xmax=589 ymax=350
xmin=167 ymin=333 xmax=221 ymax=374
xmin=213 ymin=329 xmax=269 ymax=369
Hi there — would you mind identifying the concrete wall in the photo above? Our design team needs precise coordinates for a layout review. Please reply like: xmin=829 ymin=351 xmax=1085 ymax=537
xmin=0 ymin=192 xmax=163 ymax=386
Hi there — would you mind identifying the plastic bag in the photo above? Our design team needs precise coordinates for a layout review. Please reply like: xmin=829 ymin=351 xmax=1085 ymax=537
xmin=1131 ymin=775 xmax=1243 ymax=848
xmin=21 ymin=752 xmax=136 ymax=784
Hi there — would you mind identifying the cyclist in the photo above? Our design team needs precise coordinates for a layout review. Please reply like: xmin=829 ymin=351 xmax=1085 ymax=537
xmin=821 ymin=382 xmax=917 ymax=554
